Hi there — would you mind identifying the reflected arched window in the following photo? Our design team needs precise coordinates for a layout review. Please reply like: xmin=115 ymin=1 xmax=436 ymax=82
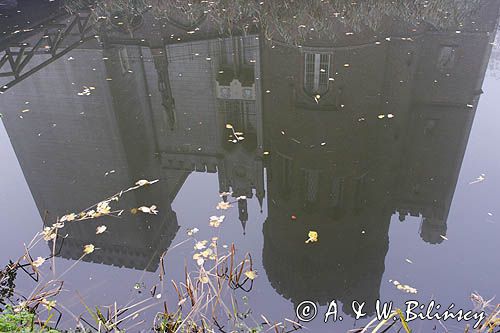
xmin=304 ymin=53 xmax=330 ymax=95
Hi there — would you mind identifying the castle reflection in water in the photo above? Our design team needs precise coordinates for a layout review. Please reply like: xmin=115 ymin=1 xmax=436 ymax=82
xmin=1 ymin=0 xmax=498 ymax=317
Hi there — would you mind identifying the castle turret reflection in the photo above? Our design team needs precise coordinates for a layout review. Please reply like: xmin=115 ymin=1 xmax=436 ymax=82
xmin=0 ymin=0 xmax=498 ymax=312
xmin=260 ymin=0 xmax=499 ymax=315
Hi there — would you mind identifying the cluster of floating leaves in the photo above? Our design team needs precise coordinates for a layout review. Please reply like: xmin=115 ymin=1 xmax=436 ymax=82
xmin=226 ymin=123 xmax=245 ymax=144
xmin=209 ymin=215 xmax=225 ymax=228
xmin=40 ymin=179 xmax=159 ymax=257
xmin=192 ymin=237 xmax=218 ymax=266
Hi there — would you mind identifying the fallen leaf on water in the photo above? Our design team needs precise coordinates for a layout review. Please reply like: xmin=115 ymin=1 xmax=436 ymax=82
xmin=391 ymin=280 xmax=418 ymax=294
xmin=42 ymin=227 xmax=57 ymax=241
xmin=32 ymin=257 xmax=45 ymax=268
xmin=194 ymin=240 xmax=208 ymax=250
xmin=137 ymin=205 xmax=158 ymax=215
xmin=209 ymin=215 xmax=225 ymax=227
xmin=200 ymin=248 xmax=213 ymax=258
xmin=245 ymin=270 xmax=258 ymax=280
xmin=305 ymin=231 xmax=318 ymax=243
xmin=96 ymin=201 xmax=111 ymax=215
xmin=60 ymin=213 xmax=76 ymax=222
xmin=216 ymin=202 xmax=231 ymax=210
xmin=135 ymin=179 xmax=159 ymax=187
xmin=96 ymin=225 xmax=107 ymax=234
xmin=187 ymin=227 xmax=199 ymax=236
xmin=83 ymin=244 xmax=95 ymax=254
xmin=469 ymin=174 xmax=486 ymax=184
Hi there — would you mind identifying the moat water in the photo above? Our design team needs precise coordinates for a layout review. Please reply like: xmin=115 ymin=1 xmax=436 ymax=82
xmin=1 ymin=1 xmax=500 ymax=332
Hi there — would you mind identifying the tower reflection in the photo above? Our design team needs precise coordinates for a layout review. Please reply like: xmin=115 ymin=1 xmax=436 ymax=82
xmin=260 ymin=0 xmax=499 ymax=315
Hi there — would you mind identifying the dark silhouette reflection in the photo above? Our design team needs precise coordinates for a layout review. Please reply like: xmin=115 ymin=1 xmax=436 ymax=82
xmin=260 ymin=0 xmax=499 ymax=315
xmin=0 ymin=12 xmax=265 ymax=269
xmin=0 ymin=0 xmax=498 ymax=312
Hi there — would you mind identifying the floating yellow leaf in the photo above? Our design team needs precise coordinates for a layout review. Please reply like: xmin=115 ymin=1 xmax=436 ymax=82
xmin=60 ymin=213 xmax=76 ymax=222
xmin=200 ymin=248 xmax=213 ymax=258
xmin=305 ymin=231 xmax=318 ymax=243
xmin=245 ymin=270 xmax=258 ymax=280
xmin=42 ymin=227 xmax=57 ymax=241
xmin=209 ymin=215 xmax=225 ymax=227
xmin=194 ymin=240 xmax=208 ymax=250
xmin=216 ymin=202 xmax=231 ymax=210
xmin=96 ymin=201 xmax=111 ymax=215
xmin=187 ymin=227 xmax=199 ymax=236
xmin=83 ymin=244 xmax=95 ymax=254
xmin=52 ymin=222 xmax=64 ymax=229
xmin=135 ymin=179 xmax=159 ymax=187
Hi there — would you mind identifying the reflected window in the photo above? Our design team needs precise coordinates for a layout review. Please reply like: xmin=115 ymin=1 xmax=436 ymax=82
xmin=280 ymin=156 xmax=294 ymax=192
xmin=424 ymin=119 xmax=438 ymax=136
xmin=437 ymin=46 xmax=456 ymax=71
xmin=304 ymin=169 xmax=320 ymax=203
xmin=304 ymin=53 xmax=330 ymax=95
xmin=331 ymin=176 xmax=345 ymax=208
xmin=118 ymin=47 xmax=131 ymax=74
xmin=220 ymin=100 xmax=256 ymax=134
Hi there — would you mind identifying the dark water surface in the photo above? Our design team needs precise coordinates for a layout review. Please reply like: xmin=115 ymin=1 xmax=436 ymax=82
xmin=1 ymin=1 xmax=500 ymax=332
